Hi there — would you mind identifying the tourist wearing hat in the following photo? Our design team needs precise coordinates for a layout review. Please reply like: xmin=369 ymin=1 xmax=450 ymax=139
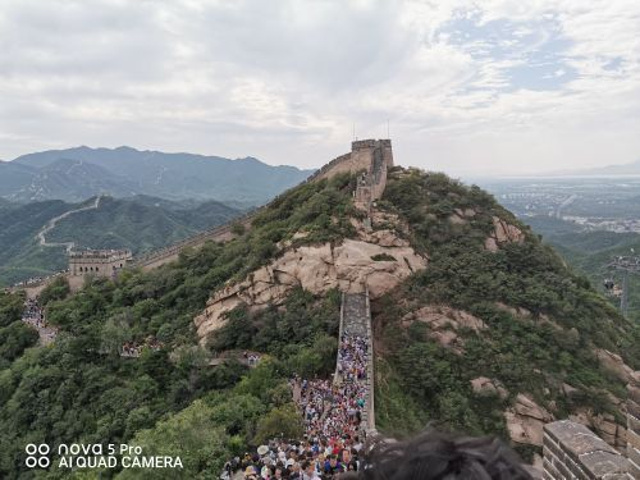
xmin=244 ymin=465 xmax=258 ymax=479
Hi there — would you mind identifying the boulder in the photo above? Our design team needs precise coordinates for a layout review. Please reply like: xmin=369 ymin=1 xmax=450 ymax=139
xmin=595 ymin=349 xmax=635 ymax=384
xmin=504 ymin=394 xmax=553 ymax=446
xmin=401 ymin=305 xmax=487 ymax=354
xmin=485 ymin=217 xmax=525 ymax=252
xmin=470 ymin=376 xmax=509 ymax=399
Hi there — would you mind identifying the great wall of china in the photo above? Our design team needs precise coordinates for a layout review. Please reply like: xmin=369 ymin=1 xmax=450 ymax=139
xmin=14 ymin=139 xmax=640 ymax=477
xmin=133 ymin=139 xmax=393 ymax=270
xmin=339 ymin=290 xmax=376 ymax=436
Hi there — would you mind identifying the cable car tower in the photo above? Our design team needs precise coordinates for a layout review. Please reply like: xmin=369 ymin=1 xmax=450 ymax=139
xmin=604 ymin=251 xmax=640 ymax=316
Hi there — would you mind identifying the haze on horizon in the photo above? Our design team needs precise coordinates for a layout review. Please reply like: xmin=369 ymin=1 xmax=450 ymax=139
xmin=1 ymin=0 xmax=638 ymax=178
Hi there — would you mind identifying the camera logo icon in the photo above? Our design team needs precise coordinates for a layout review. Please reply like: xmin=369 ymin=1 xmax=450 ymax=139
xmin=25 ymin=444 xmax=50 ymax=469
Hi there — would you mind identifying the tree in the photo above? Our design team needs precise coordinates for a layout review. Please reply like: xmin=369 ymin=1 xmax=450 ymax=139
xmin=253 ymin=404 xmax=303 ymax=444
xmin=116 ymin=400 xmax=229 ymax=480
xmin=100 ymin=315 xmax=132 ymax=356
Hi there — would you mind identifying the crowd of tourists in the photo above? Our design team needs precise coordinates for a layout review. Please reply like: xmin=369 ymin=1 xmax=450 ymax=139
xmin=222 ymin=332 xmax=370 ymax=479
xmin=120 ymin=337 xmax=164 ymax=357
xmin=12 ymin=270 xmax=68 ymax=288
xmin=243 ymin=351 xmax=262 ymax=367
xmin=21 ymin=298 xmax=58 ymax=345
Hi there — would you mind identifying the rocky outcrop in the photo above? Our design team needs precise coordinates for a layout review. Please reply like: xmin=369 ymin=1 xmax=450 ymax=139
xmin=449 ymin=208 xmax=476 ymax=225
xmin=505 ymin=394 xmax=554 ymax=446
xmin=485 ymin=216 xmax=525 ymax=252
xmin=595 ymin=349 xmax=635 ymax=384
xmin=494 ymin=302 xmax=531 ymax=318
xmin=195 ymin=229 xmax=427 ymax=343
xmin=400 ymin=305 xmax=487 ymax=354
xmin=471 ymin=376 xmax=508 ymax=399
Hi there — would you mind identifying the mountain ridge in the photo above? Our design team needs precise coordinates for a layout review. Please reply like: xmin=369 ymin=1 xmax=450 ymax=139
xmin=2 ymin=146 xmax=314 ymax=204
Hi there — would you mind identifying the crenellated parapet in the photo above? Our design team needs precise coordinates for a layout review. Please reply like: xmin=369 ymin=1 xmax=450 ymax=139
xmin=542 ymin=372 xmax=640 ymax=478
xmin=311 ymin=139 xmax=393 ymax=196
xmin=69 ymin=249 xmax=132 ymax=277
xmin=543 ymin=421 xmax=632 ymax=479
xmin=627 ymin=373 xmax=640 ymax=477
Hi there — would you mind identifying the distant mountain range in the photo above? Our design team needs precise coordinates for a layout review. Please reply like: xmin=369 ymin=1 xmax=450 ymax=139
xmin=0 ymin=146 xmax=314 ymax=204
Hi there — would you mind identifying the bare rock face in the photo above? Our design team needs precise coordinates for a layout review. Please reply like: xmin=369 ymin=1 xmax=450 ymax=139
xmin=400 ymin=305 xmax=487 ymax=353
xmin=595 ymin=349 xmax=635 ymax=384
xmin=449 ymin=208 xmax=477 ymax=226
xmin=195 ymin=230 xmax=427 ymax=343
xmin=448 ymin=213 xmax=467 ymax=225
xmin=470 ymin=376 xmax=509 ymax=399
xmin=504 ymin=394 xmax=554 ymax=446
xmin=485 ymin=216 xmax=525 ymax=252
xmin=494 ymin=302 xmax=531 ymax=318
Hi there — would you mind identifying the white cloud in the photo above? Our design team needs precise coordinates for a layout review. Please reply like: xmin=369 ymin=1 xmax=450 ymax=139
xmin=0 ymin=0 xmax=638 ymax=176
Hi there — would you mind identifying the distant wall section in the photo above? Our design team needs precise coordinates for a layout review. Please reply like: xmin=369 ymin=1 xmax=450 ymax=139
xmin=69 ymin=249 xmax=132 ymax=277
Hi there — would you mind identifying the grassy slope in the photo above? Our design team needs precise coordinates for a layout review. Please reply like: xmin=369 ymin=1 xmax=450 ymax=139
xmin=529 ymin=215 xmax=640 ymax=322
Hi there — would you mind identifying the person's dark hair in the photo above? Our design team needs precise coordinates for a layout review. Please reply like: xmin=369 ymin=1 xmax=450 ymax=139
xmin=339 ymin=428 xmax=533 ymax=480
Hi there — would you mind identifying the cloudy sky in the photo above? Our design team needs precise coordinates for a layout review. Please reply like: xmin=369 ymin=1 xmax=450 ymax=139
xmin=1 ymin=0 xmax=639 ymax=177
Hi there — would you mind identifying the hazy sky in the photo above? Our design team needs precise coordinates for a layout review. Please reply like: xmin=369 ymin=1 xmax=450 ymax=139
xmin=1 ymin=0 xmax=639 ymax=176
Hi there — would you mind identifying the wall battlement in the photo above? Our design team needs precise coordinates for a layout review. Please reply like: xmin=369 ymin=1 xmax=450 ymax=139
xmin=543 ymin=421 xmax=631 ymax=479
xmin=542 ymin=373 xmax=640 ymax=478
xmin=69 ymin=249 xmax=132 ymax=277
xmin=352 ymin=138 xmax=392 ymax=151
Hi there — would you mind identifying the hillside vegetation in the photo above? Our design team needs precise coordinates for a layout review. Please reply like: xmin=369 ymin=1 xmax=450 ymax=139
xmin=1 ymin=167 xmax=638 ymax=477
xmin=374 ymin=168 xmax=640 ymax=459
xmin=528 ymin=215 xmax=640 ymax=322
xmin=0 ymin=174 xmax=355 ymax=478
xmin=0 ymin=196 xmax=241 ymax=287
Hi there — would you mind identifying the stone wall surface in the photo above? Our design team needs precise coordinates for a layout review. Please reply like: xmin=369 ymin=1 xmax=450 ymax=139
xmin=627 ymin=377 xmax=640 ymax=477
xmin=543 ymin=420 xmax=632 ymax=479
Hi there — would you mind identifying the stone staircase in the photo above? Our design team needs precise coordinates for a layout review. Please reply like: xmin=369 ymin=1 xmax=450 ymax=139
xmin=342 ymin=293 xmax=369 ymax=338
xmin=337 ymin=290 xmax=376 ymax=435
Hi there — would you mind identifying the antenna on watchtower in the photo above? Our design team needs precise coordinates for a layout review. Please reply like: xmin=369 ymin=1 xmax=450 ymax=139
xmin=387 ymin=119 xmax=390 ymax=139
xmin=352 ymin=123 xmax=357 ymax=141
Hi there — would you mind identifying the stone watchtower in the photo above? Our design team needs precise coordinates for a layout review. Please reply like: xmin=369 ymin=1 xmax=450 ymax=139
xmin=68 ymin=249 xmax=133 ymax=278
xmin=351 ymin=139 xmax=393 ymax=203
xmin=312 ymin=138 xmax=394 ymax=187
